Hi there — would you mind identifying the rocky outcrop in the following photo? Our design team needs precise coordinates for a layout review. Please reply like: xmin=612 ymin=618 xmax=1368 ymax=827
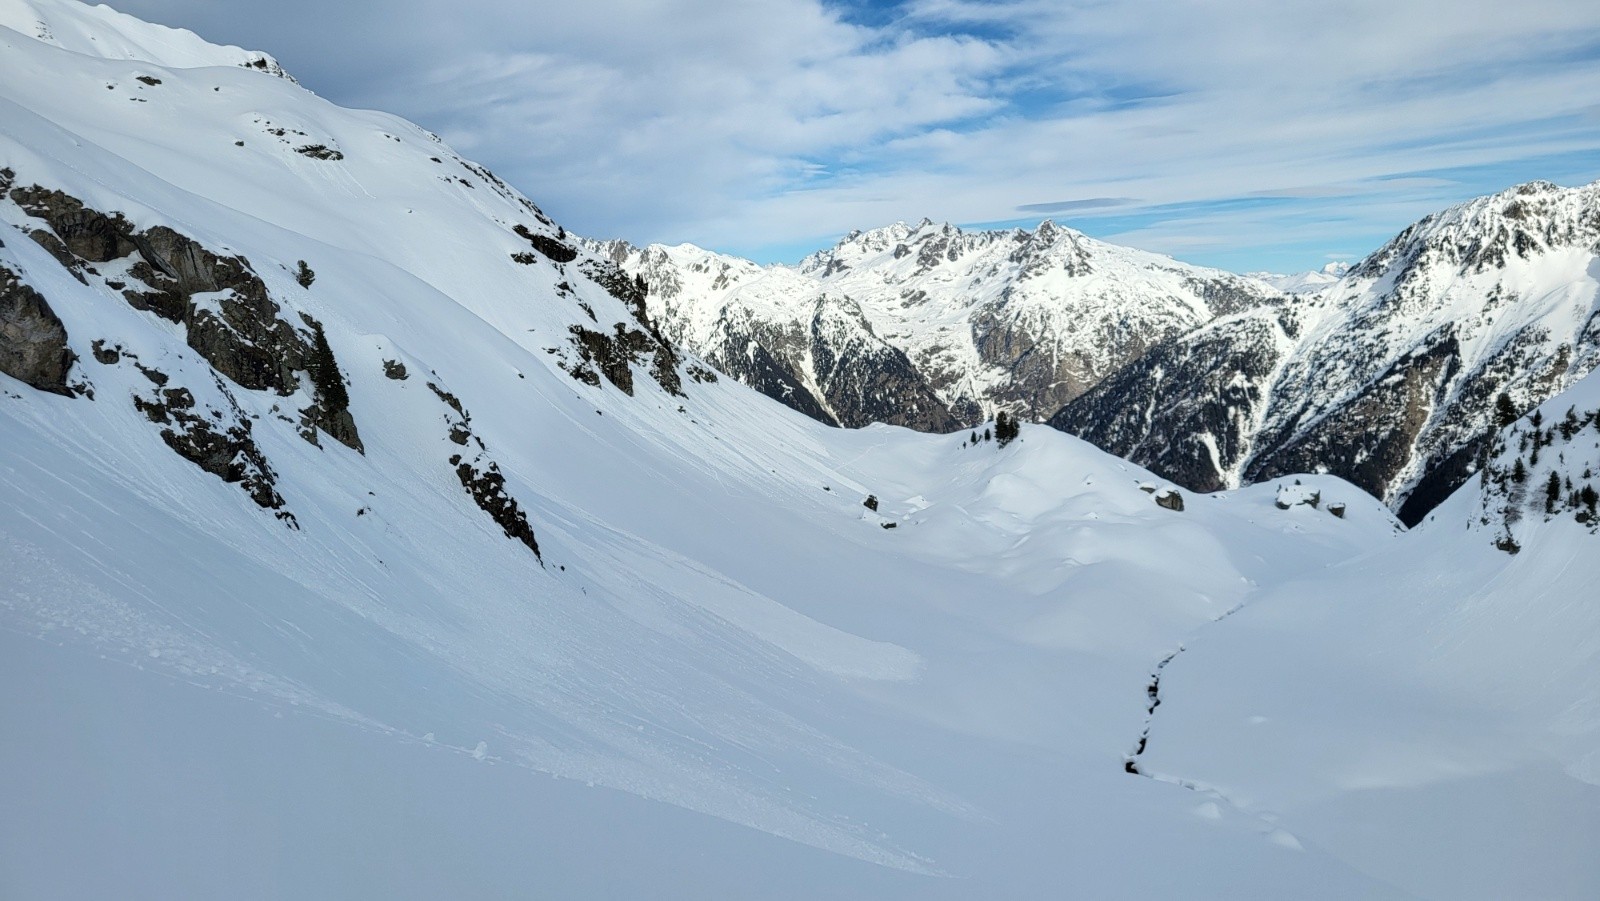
xmin=131 ymin=375 xmax=289 ymax=517
xmin=0 ymin=263 xmax=75 ymax=395
xmin=428 ymin=381 xmax=542 ymax=562
xmin=8 ymin=183 xmax=362 ymax=452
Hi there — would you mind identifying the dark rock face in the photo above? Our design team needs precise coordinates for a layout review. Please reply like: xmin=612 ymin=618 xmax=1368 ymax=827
xmin=807 ymin=296 xmax=961 ymax=432
xmin=0 ymin=264 xmax=75 ymax=395
xmin=1154 ymin=489 xmax=1184 ymax=512
xmin=429 ymin=381 xmax=541 ymax=562
xmin=1248 ymin=332 xmax=1462 ymax=502
xmin=559 ymin=259 xmax=684 ymax=397
xmin=713 ymin=334 xmax=836 ymax=425
xmin=131 ymin=378 xmax=288 ymax=516
xmin=9 ymin=183 xmax=362 ymax=452
xmin=514 ymin=224 xmax=577 ymax=263
xmin=1051 ymin=313 xmax=1286 ymax=493
xmin=567 ymin=324 xmax=656 ymax=395
xmin=11 ymin=186 xmax=138 ymax=264
xmin=294 ymin=144 xmax=344 ymax=161
xmin=450 ymin=455 xmax=541 ymax=560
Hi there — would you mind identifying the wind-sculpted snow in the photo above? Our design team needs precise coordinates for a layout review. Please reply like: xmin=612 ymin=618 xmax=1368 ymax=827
xmin=1 ymin=2 xmax=1597 ymax=898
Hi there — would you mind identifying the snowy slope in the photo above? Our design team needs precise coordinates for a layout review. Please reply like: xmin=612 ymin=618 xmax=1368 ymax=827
xmin=597 ymin=219 xmax=1284 ymax=428
xmin=1 ymin=2 xmax=1597 ymax=898
xmin=1138 ymin=370 xmax=1600 ymax=901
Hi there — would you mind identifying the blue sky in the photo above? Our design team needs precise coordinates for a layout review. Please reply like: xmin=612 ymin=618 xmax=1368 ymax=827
xmin=111 ymin=0 xmax=1600 ymax=274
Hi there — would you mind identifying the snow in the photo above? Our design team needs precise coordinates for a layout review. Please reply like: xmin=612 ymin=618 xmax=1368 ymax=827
xmin=602 ymin=216 xmax=1283 ymax=420
xmin=1 ymin=2 xmax=1596 ymax=898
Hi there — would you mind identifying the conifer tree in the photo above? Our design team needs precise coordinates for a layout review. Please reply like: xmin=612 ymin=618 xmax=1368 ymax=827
xmin=1494 ymin=392 xmax=1517 ymax=430
xmin=308 ymin=322 xmax=348 ymax=413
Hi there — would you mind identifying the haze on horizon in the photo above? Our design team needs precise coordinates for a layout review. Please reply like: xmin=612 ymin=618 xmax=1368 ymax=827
xmin=99 ymin=0 xmax=1600 ymax=274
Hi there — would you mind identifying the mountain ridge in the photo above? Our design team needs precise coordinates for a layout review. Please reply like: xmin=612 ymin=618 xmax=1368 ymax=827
xmin=2 ymin=2 xmax=1598 ymax=897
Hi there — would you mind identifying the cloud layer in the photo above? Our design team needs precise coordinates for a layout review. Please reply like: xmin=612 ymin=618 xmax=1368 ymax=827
xmin=103 ymin=0 xmax=1600 ymax=270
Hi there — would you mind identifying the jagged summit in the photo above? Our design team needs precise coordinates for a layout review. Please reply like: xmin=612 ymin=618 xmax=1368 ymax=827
xmin=1352 ymin=179 xmax=1600 ymax=280
xmin=1053 ymin=177 xmax=1600 ymax=522
xmin=607 ymin=215 xmax=1282 ymax=429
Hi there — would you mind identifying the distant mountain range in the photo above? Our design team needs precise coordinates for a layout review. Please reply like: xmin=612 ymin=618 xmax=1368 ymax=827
xmin=603 ymin=182 xmax=1600 ymax=521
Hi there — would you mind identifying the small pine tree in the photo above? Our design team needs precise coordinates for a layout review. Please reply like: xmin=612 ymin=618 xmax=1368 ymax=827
xmin=983 ymin=427 xmax=992 ymax=442
xmin=1545 ymin=471 xmax=1562 ymax=514
xmin=970 ymin=431 xmax=978 ymax=445
xmin=295 ymin=260 xmax=315 ymax=288
xmin=995 ymin=411 xmax=1020 ymax=447
xmin=1581 ymin=484 xmax=1597 ymax=515
xmin=1494 ymin=392 xmax=1517 ymax=430
xmin=308 ymin=322 xmax=348 ymax=412
xmin=1512 ymin=457 xmax=1527 ymax=483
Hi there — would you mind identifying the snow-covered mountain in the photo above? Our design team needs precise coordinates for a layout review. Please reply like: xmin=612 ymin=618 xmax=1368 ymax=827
xmin=595 ymin=219 xmax=1284 ymax=429
xmin=3 ymin=2 xmax=1597 ymax=898
xmin=1247 ymin=261 xmax=1350 ymax=294
xmin=1052 ymin=180 xmax=1600 ymax=523
xmin=608 ymin=184 xmax=1600 ymax=524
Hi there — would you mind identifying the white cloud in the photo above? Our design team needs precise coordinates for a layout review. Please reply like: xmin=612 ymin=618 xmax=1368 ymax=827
xmin=106 ymin=0 xmax=1600 ymax=267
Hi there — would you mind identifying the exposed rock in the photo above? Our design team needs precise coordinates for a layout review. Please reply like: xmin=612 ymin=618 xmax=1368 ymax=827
xmin=595 ymin=219 xmax=1279 ymax=430
xmin=514 ymin=224 xmax=577 ymax=263
xmin=295 ymin=260 xmax=315 ymax=288
xmin=10 ymin=186 xmax=138 ymax=262
xmin=383 ymin=359 xmax=409 ymax=380
xmin=566 ymin=324 xmax=655 ymax=396
xmin=295 ymin=144 xmax=344 ymax=161
xmin=0 ymin=264 xmax=75 ymax=395
xmin=426 ymin=380 xmax=541 ymax=562
xmin=807 ymin=295 xmax=961 ymax=431
xmin=1274 ymin=483 xmax=1322 ymax=510
xmin=10 ymin=184 xmax=362 ymax=450
xmin=863 ymin=494 xmax=879 ymax=511
xmin=131 ymin=377 xmax=289 ymax=517
xmin=1051 ymin=313 xmax=1287 ymax=493
xmin=1154 ymin=488 xmax=1184 ymax=512
xmin=450 ymin=454 xmax=541 ymax=561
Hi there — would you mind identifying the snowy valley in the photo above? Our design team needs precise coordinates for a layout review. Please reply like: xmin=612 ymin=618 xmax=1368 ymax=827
xmin=1 ymin=1 xmax=1597 ymax=899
